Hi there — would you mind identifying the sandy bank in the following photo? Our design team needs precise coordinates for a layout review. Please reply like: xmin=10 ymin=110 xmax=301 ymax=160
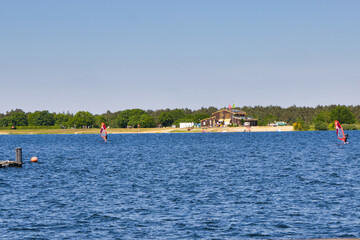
xmin=235 ymin=125 xmax=293 ymax=132
xmin=0 ymin=126 xmax=293 ymax=135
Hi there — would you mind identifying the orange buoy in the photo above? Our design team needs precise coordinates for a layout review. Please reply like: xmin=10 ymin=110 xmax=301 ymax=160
xmin=31 ymin=156 xmax=38 ymax=162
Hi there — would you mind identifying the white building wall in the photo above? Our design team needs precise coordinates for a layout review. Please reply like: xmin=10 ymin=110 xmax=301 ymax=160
xmin=179 ymin=122 xmax=194 ymax=128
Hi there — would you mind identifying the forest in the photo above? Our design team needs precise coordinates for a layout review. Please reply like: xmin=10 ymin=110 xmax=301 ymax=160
xmin=0 ymin=105 xmax=359 ymax=130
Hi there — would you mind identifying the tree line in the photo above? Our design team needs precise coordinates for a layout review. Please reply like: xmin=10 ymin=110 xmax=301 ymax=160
xmin=0 ymin=105 xmax=359 ymax=129
xmin=0 ymin=107 xmax=215 ymax=129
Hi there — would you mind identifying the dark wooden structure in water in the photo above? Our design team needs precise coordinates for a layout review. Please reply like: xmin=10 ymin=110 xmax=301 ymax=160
xmin=0 ymin=148 xmax=23 ymax=168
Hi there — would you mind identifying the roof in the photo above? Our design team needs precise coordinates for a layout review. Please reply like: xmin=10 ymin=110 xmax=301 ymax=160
xmin=212 ymin=109 xmax=246 ymax=115
xmin=200 ymin=116 xmax=216 ymax=121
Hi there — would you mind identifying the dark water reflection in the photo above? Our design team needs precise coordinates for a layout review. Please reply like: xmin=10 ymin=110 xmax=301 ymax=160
xmin=1 ymin=131 xmax=359 ymax=239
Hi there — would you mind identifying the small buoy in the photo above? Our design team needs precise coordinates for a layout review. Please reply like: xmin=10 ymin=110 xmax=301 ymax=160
xmin=31 ymin=156 xmax=38 ymax=162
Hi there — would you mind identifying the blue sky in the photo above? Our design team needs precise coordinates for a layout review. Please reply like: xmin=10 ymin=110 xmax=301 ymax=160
xmin=1 ymin=0 xmax=359 ymax=114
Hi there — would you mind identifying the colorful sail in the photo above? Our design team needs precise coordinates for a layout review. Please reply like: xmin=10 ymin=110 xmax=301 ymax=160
xmin=335 ymin=120 xmax=345 ymax=142
xmin=100 ymin=122 xmax=107 ymax=141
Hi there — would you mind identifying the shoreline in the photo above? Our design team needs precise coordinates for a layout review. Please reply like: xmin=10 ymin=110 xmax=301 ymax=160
xmin=0 ymin=126 xmax=293 ymax=135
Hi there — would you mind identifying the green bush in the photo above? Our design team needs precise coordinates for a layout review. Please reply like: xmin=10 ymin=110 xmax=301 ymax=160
xmin=314 ymin=121 xmax=329 ymax=131
xmin=342 ymin=124 xmax=358 ymax=130
xmin=328 ymin=122 xmax=335 ymax=130
xmin=293 ymin=122 xmax=310 ymax=131
xmin=0 ymin=125 xmax=61 ymax=130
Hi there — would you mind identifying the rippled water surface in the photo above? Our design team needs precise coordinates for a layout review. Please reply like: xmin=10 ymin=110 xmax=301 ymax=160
xmin=1 ymin=131 xmax=360 ymax=239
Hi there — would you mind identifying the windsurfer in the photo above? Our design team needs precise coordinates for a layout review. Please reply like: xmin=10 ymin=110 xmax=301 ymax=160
xmin=105 ymin=126 xmax=110 ymax=142
xmin=335 ymin=121 xmax=347 ymax=144
xmin=100 ymin=122 xmax=108 ymax=142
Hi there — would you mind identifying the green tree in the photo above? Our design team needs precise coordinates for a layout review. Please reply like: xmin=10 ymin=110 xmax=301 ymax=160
xmin=258 ymin=114 xmax=278 ymax=126
xmin=27 ymin=112 xmax=38 ymax=126
xmin=117 ymin=110 xmax=131 ymax=128
xmin=117 ymin=109 xmax=145 ymax=128
xmin=193 ymin=113 xmax=210 ymax=123
xmin=127 ymin=115 xmax=142 ymax=128
xmin=107 ymin=111 xmax=121 ymax=128
xmin=28 ymin=111 xmax=55 ymax=126
xmin=293 ymin=118 xmax=310 ymax=131
xmin=55 ymin=113 xmax=73 ymax=128
xmin=139 ymin=114 xmax=156 ymax=128
xmin=159 ymin=112 xmax=174 ymax=127
xmin=192 ymin=106 xmax=218 ymax=116
xmin=10 ymin=111 xmax=28 ymax=126
xmin=0 ymin=117 xmax=9 ymax=127
xmin=314 ymin=121 xmax=329 ymax=131
xmin=313 ymin=111 xmax=330 ymax=124
xmin=3 ymin=109 xmax=27 ymax=126
xmin=174 ymin=115 xmax=195 ymax=127
xmin=38 ymin=111 xmax=55 ymax=126
xmin=129 ymin=109 xmax=145 ymax=116
xmin=127 ymin=114 xmax=156 ymax=128
xmin=171 ymin=109 xmax=186 ymax=122
xmin=330 ymin=106 xmax=356 ymax=124
xmin=73 ymin=111 xmax=95 ymax=128
xmin=94 ymin=115 xmax=106 ymax=128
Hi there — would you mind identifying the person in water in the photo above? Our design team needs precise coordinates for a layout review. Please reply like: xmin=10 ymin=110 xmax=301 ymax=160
xmin=104 ymin=126 xmax=110 ymax=142
xmin=344 ymin=133 xmax=348 ymax=143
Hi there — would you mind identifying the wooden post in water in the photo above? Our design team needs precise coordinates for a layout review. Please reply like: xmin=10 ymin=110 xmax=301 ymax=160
xmin=15 ymin=148 xmax=22 ymax=164
xmin=0 ymin=148 xmax=22 ymax=167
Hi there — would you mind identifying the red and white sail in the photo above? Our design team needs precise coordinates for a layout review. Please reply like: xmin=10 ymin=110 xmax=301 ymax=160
xmin=335 ymin=120 xmax=345 ymax=142
xmin=100 ymin=122 xmax=107 ymax=141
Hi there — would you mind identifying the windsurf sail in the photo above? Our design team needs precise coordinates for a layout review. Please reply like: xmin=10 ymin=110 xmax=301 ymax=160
xmin=335 ymin=120 xmax=345 ymax=142
xmin=100 ymin=122 xmax=107 ymax=141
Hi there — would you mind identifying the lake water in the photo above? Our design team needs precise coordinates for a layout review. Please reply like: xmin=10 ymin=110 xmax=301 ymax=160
xmin=1 ymin=131 xmax=360 ymax=239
